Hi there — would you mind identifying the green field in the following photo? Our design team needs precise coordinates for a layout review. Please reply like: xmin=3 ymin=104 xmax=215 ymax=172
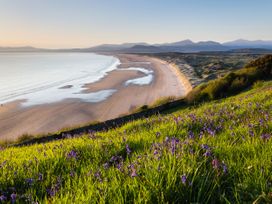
xmin=0 ymin=79 xmax=271 ymax=203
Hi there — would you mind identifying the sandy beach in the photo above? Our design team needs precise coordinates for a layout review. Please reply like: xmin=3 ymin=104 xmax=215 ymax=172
xmin=0 ymin=54 xmax=192 ymax=141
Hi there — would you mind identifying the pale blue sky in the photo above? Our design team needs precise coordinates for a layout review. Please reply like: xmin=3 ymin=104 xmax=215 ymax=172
xmin=0 ymin=0 xmax=271 ymax=48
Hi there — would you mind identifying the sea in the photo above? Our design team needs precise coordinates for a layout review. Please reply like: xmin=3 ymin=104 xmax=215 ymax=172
xmin=0 ymin=52 xmax=153 ymax=107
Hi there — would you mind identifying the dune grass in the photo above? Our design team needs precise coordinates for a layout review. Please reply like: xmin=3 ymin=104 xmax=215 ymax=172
xmin=186 ymin=55 xmax=272 ymax=103
xmin=0 ymin=81 xmax=271 ymax=203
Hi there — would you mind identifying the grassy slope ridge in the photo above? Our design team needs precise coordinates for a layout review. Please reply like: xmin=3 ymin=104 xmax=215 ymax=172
xmin=0 ymin=80 xmax=271 ymax=203
xmin=186 ymin=55 xmax=272 ymax=103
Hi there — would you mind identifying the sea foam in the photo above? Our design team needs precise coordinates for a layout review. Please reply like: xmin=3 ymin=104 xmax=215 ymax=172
xmin=0 ymin=53 xmax=120 ymax=107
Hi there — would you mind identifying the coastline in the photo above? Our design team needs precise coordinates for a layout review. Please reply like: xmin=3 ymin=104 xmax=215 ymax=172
xmin=150 ymin=57 xmax=193 ymax=94
xmin=0 ymin=54 xmax=191 ymax=141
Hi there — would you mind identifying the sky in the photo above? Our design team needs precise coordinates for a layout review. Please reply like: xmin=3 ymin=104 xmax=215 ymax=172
xmin=0 ymin=0 xmax=271 ymax=48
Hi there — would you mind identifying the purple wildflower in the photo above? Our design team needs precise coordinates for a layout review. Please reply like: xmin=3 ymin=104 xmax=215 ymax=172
xmin=203 ymin=151 xmax=212 ymax=157
xmin=10 ymin=193 xmax=16 ymax=203
xmin=174 ymin=116 xmax=181 ymax=124
xmin=201 ymin=144 xmax=210 ymax=150
xmin=222 ymin=161 xmax=228 ymax=174
xmin=26 ymin=178 xmax=34 ymax=185
xmin=199 ymin=131 xmax=204 ymax=139
xmin=0 ymin=195 xmax=7 ymax=201
xmin=153 ymin=149 xmax=159 ymax=155
xmin=55 ymin=177 xmax=62 ymax=191
xmin=47 ymin=188 xmax=56 ymax=197
xmin=110 ymin=156 xmax=118 ymax=163
xmin=109 ymin=155 xmax=124 ymax=170
xmin=207 ymin=128 xmax=215 ymax=137
xmin=165 ymin=137 xmax=170 ymax=143
xmin=38 ymin=173 xmax=43 ymax=181
xmin=261 ymin=133 xmax=271 ymax=141
xmin=117 ymin=162 xmax=123 ymax=171
xmin=70 ymin=171 xmax=75 ymax=177
xmin=171 ymin=138 xmax=178 ymax=155
xmin=248 ymin=123 xmax=254 ymax=128
xmin=188 ymin=131 xmax=194 ymax=139
xmin=67 ymin=150 xmax=77 ymax=159
xmin=249 ymin=129 xmax=254 ymax=137
xmin=181 ymin=174 xmax=187 ymax=185
xmin=156 ymin=132 xmax=161 ymax=138
xmin=103 ymin=162 xmax=110 ymax=169
xmin=94 ymin=171 xmax=102 ymax=182
xmin=126 ymin=144 xmax=132 ymax=155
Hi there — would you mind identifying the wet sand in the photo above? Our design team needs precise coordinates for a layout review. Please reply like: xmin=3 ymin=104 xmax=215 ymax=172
xmin=0 ymin=54 xmax=192 ymax=141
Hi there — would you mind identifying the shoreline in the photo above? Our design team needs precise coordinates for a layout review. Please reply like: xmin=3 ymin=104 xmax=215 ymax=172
xmin=149 ymin=57 xmax=193 ymax=94
xmin=0 ymin=54 xmax=191 ymax=141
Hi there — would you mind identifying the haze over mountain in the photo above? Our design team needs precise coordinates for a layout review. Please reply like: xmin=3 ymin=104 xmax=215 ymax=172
xmin=1 ymin=39 xmax=272 ymax=53
xmin=0 ymin=46 xmax=45 ymax=52
xmin=155 ymin=39 xmax=194 ymax=47
xmin=223 ymin=39 xmax=272 ymax=49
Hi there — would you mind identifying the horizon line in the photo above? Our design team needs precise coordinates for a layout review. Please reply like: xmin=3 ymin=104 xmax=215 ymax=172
xmin=1 ymin=38 xmax=272 ymax=50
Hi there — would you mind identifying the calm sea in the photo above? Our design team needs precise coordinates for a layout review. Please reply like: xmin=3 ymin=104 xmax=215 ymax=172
xmin=0 ymin=52 xmax=120 ymax=106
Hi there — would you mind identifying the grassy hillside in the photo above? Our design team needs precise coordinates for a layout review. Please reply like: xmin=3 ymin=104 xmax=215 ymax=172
xmin=0 ymin=80 xmax=271 ymax=203
xmin=187 ymin=55 xmax=272 ymax=103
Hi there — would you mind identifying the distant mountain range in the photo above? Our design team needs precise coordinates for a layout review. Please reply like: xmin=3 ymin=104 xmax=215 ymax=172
xmin=223 ymin=39 xmax=272 ymax=49
xmin=1 ymin=39 xmax=272 ymax=53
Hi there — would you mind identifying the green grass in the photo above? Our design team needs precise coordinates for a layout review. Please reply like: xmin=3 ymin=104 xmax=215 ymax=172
xmin=0 ymin=81 xmax=271 ymax=203
xmin=186 ymin=55 xmax=272 ymax=103
xmin=132 ymin=96 xmax=178 ymax=113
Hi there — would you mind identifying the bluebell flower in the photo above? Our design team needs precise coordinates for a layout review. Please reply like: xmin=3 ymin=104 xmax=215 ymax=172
xmin=181 ymin=174 xmax=187 ymax=184
xmin=0 ymin=195 xmax=7 ymax=201
xmin=10 ymin=193 xmax=16 ymax=203
xmin=126 ymin=144 xmax=132 ymax=155
xmin=67 ymin=150 xmax=77 ymax=159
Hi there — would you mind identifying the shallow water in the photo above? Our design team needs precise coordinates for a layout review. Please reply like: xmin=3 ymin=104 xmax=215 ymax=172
xmin=125 ymin=74 xmax=153 ymax=86
xmin=118 ymin=67 xmax=154 ymax=86
xmin=0 ymin=52 xmax=120 ymax=106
